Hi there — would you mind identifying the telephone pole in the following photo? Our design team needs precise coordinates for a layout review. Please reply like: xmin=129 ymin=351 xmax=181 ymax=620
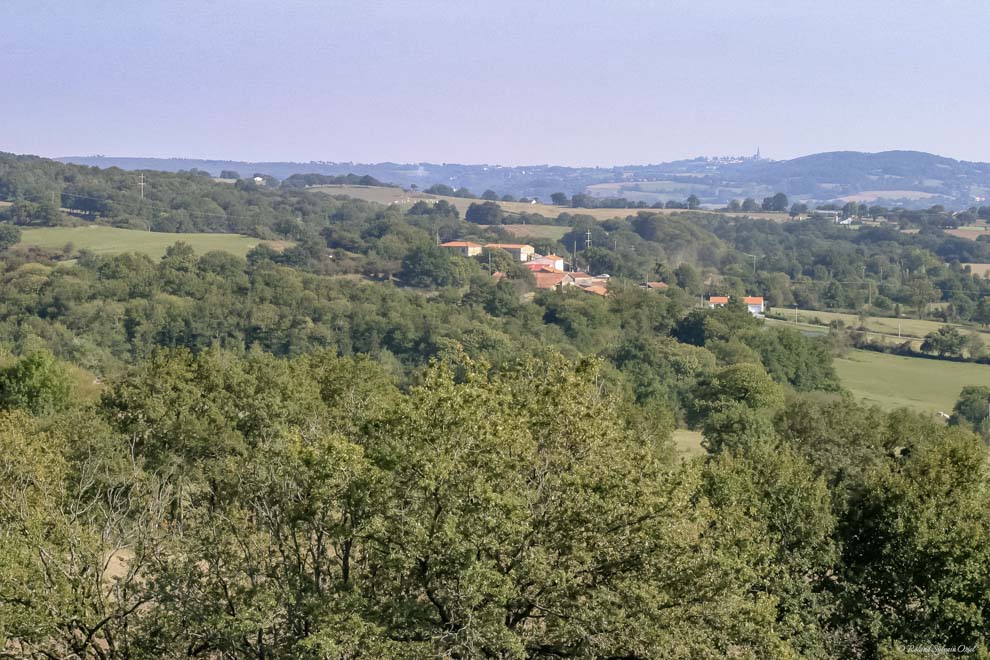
xmin=585 ymin=229 xmax=592 ymax=250
xmin=138 ymin=173 xmax=146 ymax=200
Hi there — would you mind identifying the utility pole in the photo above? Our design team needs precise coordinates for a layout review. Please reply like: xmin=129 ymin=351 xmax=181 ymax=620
xmin=742 ymin=252 xmax=759 ymax=274
xmin=585 ymin=229 xmax=592 ymax=250
xmin=138 ymin=173 xmax=146 ymax=200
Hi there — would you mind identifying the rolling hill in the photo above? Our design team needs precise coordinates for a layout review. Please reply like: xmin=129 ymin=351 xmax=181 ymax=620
xmin=59 ymin=150 xmax=990 ymax=210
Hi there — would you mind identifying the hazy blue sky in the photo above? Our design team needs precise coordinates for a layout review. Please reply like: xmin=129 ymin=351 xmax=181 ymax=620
xmin=3 ymin=0 xmax=989 ymax=165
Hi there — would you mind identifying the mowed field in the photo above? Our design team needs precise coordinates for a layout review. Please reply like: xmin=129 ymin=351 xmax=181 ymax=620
xmin=834 ymin=349 xmax=990 ymax=413
xmin=306 ymin=185 xmax=792 ymax=222
xmin=769 ymin=307 xmax=990 ymax=344
xmin=500 ymin=224 xmax=570 ymax=240
xmin=946 ymin=226 xmax=989 ymax=240
xmin=964 ymin=263 xmax=990 ymax=276
xmin=17 ymin=226 xmax=267 ymax=259
xmin=307 ymin=185 xmax=644 ymax=220
xmin=836 ymin=190 xmax=939 ymax=203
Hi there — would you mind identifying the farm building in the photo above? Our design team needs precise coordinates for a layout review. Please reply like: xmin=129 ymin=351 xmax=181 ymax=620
xmin=440 ymin=241 xmax=483 ymax=257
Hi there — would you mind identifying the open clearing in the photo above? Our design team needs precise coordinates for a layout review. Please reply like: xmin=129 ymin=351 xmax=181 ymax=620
xmin=672 ymin=429 xmax=705 ymax=459
xmin=834 ymin=349 xmax=990 ymax=413
xmin=307 ymin=184 xmax=793 ymax=222
xmin=768 ymin=307 xmax=990 ymax=344
xmin=500 ymin=224 xmax=570 ymax=240
xmin=946 ymin=227 xmax=988 ymax=240
xmin=836 ymin=190 xmax=939 ymax=203
xmin=17 ymin=226 xmax=266 ymax=259
xmin=964 ymin=263 xmax=990 ymax=277
xmin=308 ymin=185 xmax=645 ymax=220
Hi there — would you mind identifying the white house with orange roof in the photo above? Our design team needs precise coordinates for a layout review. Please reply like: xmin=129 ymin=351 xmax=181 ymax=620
xmin=486 ymin=243 xmax=535 ymax=262
xmin=530 ymin=254 xmax=566 ymax=271
xmin=743 ymin=296 xmax=765 ymax=316
xmin=707 ymin=295 xmax=765 ymax=317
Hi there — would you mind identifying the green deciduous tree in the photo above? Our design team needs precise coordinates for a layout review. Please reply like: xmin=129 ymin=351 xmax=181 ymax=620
xmin=921 ymin=324 xmax=965 ymax=357
xmin=0 ymin=351 xmax=71 ymax=415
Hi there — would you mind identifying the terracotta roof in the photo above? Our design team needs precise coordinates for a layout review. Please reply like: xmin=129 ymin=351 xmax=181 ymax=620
xmin=581 ymin=284 xmax=609 ymax=296
xmin=441 ymin=241 xmax=481 ymax=247
xmin=534 ymin=271 xmax=571 ymax=289
xmin=643 ymin=281 xmax=669 ymax=289
xmin=492 ymin=271 xmax=505 ymax=282
xmin=743 ymin=296 xmax=764 ymax=304
xmin=541 ymin=254 xmax=565 ymax=260
xmin=524 ymin=263 xmax=560 ymax=272
xmin=708 ymin=296 xmax=729 ymax=304
xmin=486 ymin=243 xmax=534 ymax=250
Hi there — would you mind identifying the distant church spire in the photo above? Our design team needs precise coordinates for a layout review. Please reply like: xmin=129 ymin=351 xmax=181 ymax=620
xmin=755 ymin=146 xmax=761 ymax=160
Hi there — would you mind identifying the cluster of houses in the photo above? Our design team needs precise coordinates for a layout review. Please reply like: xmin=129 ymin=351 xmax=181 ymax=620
xmin=440 ymin=241 xmax=765 ymax=310
xmin=440 ymin=240 xmax=622 ymax=295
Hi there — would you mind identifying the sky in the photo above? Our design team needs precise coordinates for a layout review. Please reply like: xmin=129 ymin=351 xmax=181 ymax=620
xmin=3 ymin=0 xmax=990 ymax=166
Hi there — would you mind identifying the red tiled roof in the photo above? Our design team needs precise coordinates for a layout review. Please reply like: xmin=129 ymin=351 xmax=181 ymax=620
xmin=582 ymin=284 xmax=609 ymax=296
xmin=643 ymin=281 xmax=669 ymax=289
xmin=440 ymin=241 xmax=481 ymax=247
xmin=708 ymin=296 xmax=729 ymax=304
xmin=525 ymin=263 xmax=560 ymax=272
xmin=743 ymin=296 xmax=764 ymax=304
xmin=534 ymin=271 xmax=570 ymax=289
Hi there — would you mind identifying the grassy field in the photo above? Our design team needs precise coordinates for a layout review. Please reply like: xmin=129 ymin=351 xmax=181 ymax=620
xmin=834 ymin=349 xmax=990 ymax=413
xmin=672 ymin=429 xmax=705 ymax=459
xmin=769 ymin=307 xmax=990 ymax=343
xmin=946 ymin=227 xmax=989 ymax=240
xmin=836 ymin=190 xmax=939 ymax=203
xmin=17 ymin=226 xmax=267 ymax=259
xmin=964 ymin=263 xmax=990 ymax=277
xmin=307 ymin=184 xmax=793 ymax=222
xmin=308 ymin=185 xmax=645 ymax=220
xmin=500 ymin=224 xmax=570 ymax=240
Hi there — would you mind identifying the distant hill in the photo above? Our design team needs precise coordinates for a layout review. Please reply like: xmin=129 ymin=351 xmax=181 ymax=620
xmin=58 ymin=150 xmax=990 ymax=210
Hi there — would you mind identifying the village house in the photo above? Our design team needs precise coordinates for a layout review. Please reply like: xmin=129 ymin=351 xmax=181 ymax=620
xmin=707 ymin=295 xmax=765 ymax=317
xmin=486 ymin=243 xmax=535 ymax=262
xmin=639 ymin=281 xmax=669 ymax=290
xmin=440 ymin=241 xmax=483 ymax=257
xmin=744 ymin=296 xmax=765 ymax=316
xmin=533 ymin=269 xmax=576 ymax=290
xmin=581 ymin=284 xmax=608 ymax=296
xmin=530 ymin=254 xmax=566 ymax=271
